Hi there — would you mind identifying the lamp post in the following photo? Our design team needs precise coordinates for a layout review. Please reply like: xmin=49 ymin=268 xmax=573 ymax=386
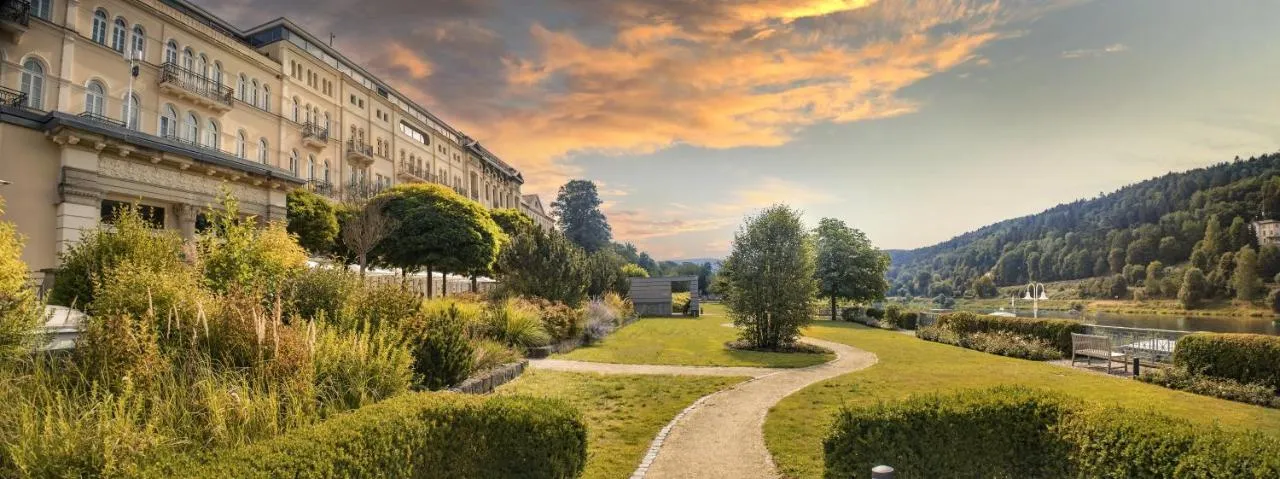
xmin=1023 ymin=282 xmax=1048 ymax=318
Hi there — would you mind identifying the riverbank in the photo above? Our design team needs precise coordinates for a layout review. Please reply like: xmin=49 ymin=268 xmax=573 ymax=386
xmin=904 ymin=297 xmax=1278 ymax=320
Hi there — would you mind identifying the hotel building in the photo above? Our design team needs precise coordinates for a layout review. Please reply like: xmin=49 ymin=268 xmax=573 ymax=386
xmin=0 ymin=0 xmax=530 ymax=286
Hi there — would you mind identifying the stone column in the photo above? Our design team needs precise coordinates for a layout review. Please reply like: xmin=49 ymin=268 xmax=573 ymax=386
xmin=56 ymin=0 xmax=81 ymax=111
xmin=53 ymin=140 xmax=103 ymax=260
xmin=175 ymin=203 xmax=197 ymax=240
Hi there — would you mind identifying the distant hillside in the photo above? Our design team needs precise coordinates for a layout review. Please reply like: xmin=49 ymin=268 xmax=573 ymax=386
xmin=889 ymin=153 xmax=1280 ymax=297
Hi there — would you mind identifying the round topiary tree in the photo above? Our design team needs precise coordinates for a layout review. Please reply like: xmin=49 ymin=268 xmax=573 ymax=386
xmin=375 ymin=184 xmax=502 ymax=297
xmin=286 ymin=188 xmax=339 ymax=256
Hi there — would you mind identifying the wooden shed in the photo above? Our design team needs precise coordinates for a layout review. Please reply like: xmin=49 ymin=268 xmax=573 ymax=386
xmin=628 ymin=276 xmax=699 ymax=317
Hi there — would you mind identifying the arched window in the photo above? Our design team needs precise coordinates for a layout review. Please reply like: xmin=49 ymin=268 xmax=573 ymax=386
xmin=164 ymin=40 xmax=177 ymax=64
xmin=158 ymin=104 xmax=177 ymax=138
xmin=197 ymin=54 xmax=207 ymax=78
xmin=211 ymin=62 xmax=222 ymax=87
xmin=261 ymin=85 xmax=270 ymax=111
xmin=237 ymin=74 xmax=246 ymax=101
xmin=111 ymin=17 xmax=127 ymax=52
xmin=291 ymin=97 xmax=299 ymax=122
xmin=307 ymin=155 xmax=316 ymax=180
xmin=258 ymin=138 xmax=269 ymax=164
xmin=91 ymin=9 xmax=108 ymax=44
xmin=181 ymin=47 xmax=194 ymax=71
xmin=289 ymin=150 xmax=299 ymax=175
xmin=234 ymin=131 xmax=246 ymax=158
xmin=130 ymin=25 xmax=145 ymax=59
xmin=122 ymin=93 xmax=140 ymax=130
xmin=249 ymin=79 xmax=258 ymax=106
xmin=304 ymin=104 xmax=313 ymax=124
xmin=31 ymin=0 xmax=50 ymax=20
xmin=84 ymin=80 xmax=105 ymax=116
xmin=205 ymin=119 xmax=219 ymax=149
xmin=323 ymin=160 xmax=331 ymax=182
xmin=183 ymin=112 xmax=198 ymax=142
xmin=323 ymin=112 xmax=330 ymax=131
xmin=21 ymin=58 xmax=45 ymax=109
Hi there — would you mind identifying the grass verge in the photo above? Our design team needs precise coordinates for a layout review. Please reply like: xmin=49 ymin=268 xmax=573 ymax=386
xmin=558 ymin=303 xmax=833 ymax=368
xmin=498 ymin=370 xmax=746 ymax=479
xmin=764 ymin=321 xmax=1280 ymax=479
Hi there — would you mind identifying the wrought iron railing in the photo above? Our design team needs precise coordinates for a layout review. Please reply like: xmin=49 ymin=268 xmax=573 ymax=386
xmin=159 ymin=62 xmax=233 ymax=107
xmin=301 ymin=122 xmax=328 ymax=142
xmin=398 ymin=160 xmax=434 ymax=181
xmin=346 ymin=139 xmax=373 ymax=157
xmin=79 ymin=111 xmax=125 ymax=128
xmin=2 ymin=0 xmax=31 ymax=27
xmin=309 ymin=179 xmax=335 ymax=196
xmin=344 ymin=180 xmax=387 ymax=200
xmin=0 ymin=85 xmax=26 ymax=107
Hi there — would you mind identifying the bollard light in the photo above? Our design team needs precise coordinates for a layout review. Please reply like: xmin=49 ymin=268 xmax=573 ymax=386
xmin=871 ymin=464 xmax=895 ymax=479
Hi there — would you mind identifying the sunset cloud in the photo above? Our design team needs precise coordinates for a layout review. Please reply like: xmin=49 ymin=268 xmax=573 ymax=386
xmin=1061 ymin=43 xmax=1129 ymax=59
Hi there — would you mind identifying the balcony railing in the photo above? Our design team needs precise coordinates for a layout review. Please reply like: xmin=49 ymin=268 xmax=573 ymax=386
xmin=79 ymin=111 xmax=126 ymax=128
xmin=345 ymin=180 xmax=387 ymax=201
xmin=397 ymin=160 xmax=435 ymax=182
xmin=0 ymin=85 xmax=26 ymax=108
xmin=309 ymin=179 xmax=335 ymax=196
xmin=159 ymin=62 xmax=233 ymax=109
xmin=345 ymin=139 xmax=374 ymax=164
xmin=1 ymin=0 xmax=31 ymax=28
xmin=301 ymin=122 xmax=328 ymax=141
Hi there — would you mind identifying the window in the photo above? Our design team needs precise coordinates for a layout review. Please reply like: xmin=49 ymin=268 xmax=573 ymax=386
xmin=291 ymin=97 xmax=299 ymax=122
xmin=31 ymin=0 xmax=50 ymax=20
xmin=101 ymin=200 xmax=164 ymax=229
xmin=261 ymin=85 xmax=270 ymax=111
xmin=111 ymin=18 xmax=127 ymax=52
xmin=323 ymin=160 xmax=330 ymax=182
xmin=205 ymin=119 xmax=219 ymax=149
xmin=399 ymin=121 xmax=429 ymax=145
xmin=235 ymin=131 xmax=246 ymax=158
xmin=237 ymin=74 xmax=247 ymax=101
xmin=349 ymin=94 xmax=356 ymax=105
xmin=84 ymin=80 xmax=105 ymax=116
xmin=307 ymin=155 xmax=316 ymax=180
xmin=158 ymin=104 xmax=177 ymax=138
xmin=183 ymin=112 xmax=198 ymax=142
xmin=122 ymin=94 xmax=140 ymax=130
xmin=289 ymin=150 xmax=299 ymax=175
xmin=197 ymin=54 xmax=207 ymax=78
xmin=250 ymin=79 xmax=259 ymax=106
xmin=130 ymin=26 xmax=145 ymax=59
xmin=323 ymin=112 xmax=330 ymax=131
xmin=211 ymin=61 xmax=222 ymax=86
xmin=91 ymin=9 xmax=108 ymax=44
xmin=182 ymin=47 xmax=193 ymax=71
xmin=164 ymin=40 xmax=177 ymax=64
xmin=258 ymin=138 xmax=269 ymax=163
xmin=305 ymin=104 xmax=313 ymax=124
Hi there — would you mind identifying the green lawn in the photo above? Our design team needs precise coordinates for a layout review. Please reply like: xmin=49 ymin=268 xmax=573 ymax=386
xmin=764 ymin=321 xmax=1280 ymax=479
xmin=556 ymin=303 xmax=834 ymax=368
xmin=497 ymin=370 xmax=745 ymax=479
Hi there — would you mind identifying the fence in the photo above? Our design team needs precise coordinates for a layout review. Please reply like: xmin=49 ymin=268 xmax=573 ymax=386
xmin=1081 ymin=324 xmax=1190 ymax=363
xmin=360 ymin=273 xmax=498 ymax=298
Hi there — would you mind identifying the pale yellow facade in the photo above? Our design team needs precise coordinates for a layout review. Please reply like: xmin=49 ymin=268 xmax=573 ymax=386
xmin=0 ymin=0 xmax=525 ymax=284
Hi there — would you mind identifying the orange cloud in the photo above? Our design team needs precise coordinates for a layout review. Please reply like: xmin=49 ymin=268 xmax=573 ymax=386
xmin=387 ymin=42 xmax=433 ymax=79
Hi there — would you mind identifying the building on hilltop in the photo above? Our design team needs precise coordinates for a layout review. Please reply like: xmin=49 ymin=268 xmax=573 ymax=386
xmin=1253 ymin=219 xmax=1280 ymax=247
xmin=520 ymin=193 xmax=554 ymax=232
xmin=0 ymin=0 xmax=525 ymax=285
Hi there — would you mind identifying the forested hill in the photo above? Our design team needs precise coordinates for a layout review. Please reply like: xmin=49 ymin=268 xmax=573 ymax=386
xmin=888 ymin=153 xmax=1280 ymax=296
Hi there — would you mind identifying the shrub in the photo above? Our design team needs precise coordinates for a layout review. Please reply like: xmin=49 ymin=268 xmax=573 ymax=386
xmin=1270 ymin=288 xmax=1280 ymax=314
xmin=345 ymin=282 xmax=423 ymax=332
xmin=196 ymin=293 xmax=315 ymax=390
xmin=672 ymin=292 xmax=692 ymax=314
xmin=482 ymin=298 xmax=551 ymax=349
xmin=823 ymin=386 xmax=1280 ymax=479
xmin=198 ymin=194 xmax=308 ymax=296
xmin=963 ymin=331 xmax=1063 ymax=360
xmin=285 ymin=188 xmax=339 ymax=256
xmin=915 ymin=325 xmax=961 ymax=345
xmin=140 ymin=393 xmax=588 ymax=479
xmin=583 ymin=299 xmax=619 ymax=344
xmin=73 ymin=313 xmax=167 ymax=393
xmin=0 ymin=204 xmax=42 ymax=362
xmin=471 ymin=338 xmax=522 ymax=373
xmin=90 ymin=259 xmax=212 ymax=336
xmin=1175 ymin=333 xmax=1280 ymax=389
xmin=49 ymin=205 xmax=186 ymax=308
xmin=864 ymin=308 xmax=884 ymax=320
xmin=284 ymin=267 xmax=362 ymax=328
xmin=401 ymin=303 xmax=475 ymax=390
xmin=838 ymin=307 xmax=863 ymax=322
xmin=936 ymin=311 xmax=1084 ymax=354
xmin=526 ymin=298 xmax=584 ymax=342
xmin=602 ymin=291 xmax=634 ymax=324
xmin=312 ymin=323 xmax=414 ymax=414
xmin=1139 ymin=366 xmax=1278 ymax=408
xmin=881 ymin=306 xmax=919 ymax=330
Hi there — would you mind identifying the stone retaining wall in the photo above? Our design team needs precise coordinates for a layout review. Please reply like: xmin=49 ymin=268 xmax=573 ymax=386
xmin=449 ymin=360 xmax=528 ymax=394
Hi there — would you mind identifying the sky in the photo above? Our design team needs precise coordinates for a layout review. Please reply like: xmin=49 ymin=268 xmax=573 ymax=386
xmin=204 ymin=0 xmax=1280 ymax=260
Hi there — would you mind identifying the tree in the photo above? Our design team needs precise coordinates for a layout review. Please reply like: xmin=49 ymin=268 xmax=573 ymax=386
xmin=722 ymin=205 xmax=817 ymax=349
xmin=1125 ymin=238 xmax=1157 ymax=266
xmin=914 ymin=271 xmax=932 ymax=296
xmin=621 ymin=263 xmax=649 ymax=278
xmin=376 ymin=184 xmax=502 ymax=297
xmin=1107 ymin=275 xmax=1128 ymax=299
xmin=1144 ymin=261 xmax=1164 ymax=291
xmin=1232 ymin=246 xmax=1262 ymax=301
xmin=1259 ymin=245 xmax=1280 ymax=281
xmin=1203 ymin=215 xmax=1226 ymax=257
xmin=697 ymin=262 xmax=715 ymax=296
xmin=1107 ymin=248 xmax=1126 ymax=274
xmin=338 ymin=197 xmax=397 ymax=276
xmin=1179 ymin=268 xmax=1207 ymax=310
xmin=1269 ymin=289 xmax=1280 ymax=314
xmin=1227 ymin=216 xmax=1255 ymax=252
xmin=971 ymin=275 xmax=998 ymax=298
xmin=812 ymin=218 xmax=890 ymax=320
xmin=585 ymin=249 xmax=629 ymax=298
xmin=286 ymin=188 xmax=339 ymax=256
xmin=551 ymin=180 xmax=611 ymax=253
xmin=495 ymin=227 xmax=588 ymax=306
xmin=1157 ymin=236 xmax=1184 ymax=265
xmin=490 ymin=208 xmax=535 ymax=238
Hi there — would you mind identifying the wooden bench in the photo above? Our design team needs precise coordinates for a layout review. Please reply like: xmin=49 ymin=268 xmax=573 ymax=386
xmin=1071 ymin=333 xmax=1129 ymax=374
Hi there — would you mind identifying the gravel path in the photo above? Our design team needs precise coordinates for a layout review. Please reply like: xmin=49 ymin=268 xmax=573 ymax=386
xmin=530 ymin=337 xmax=878 ymax=479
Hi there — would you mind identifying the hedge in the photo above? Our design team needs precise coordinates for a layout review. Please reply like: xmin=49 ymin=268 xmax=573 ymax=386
xmin=823 ymin=386 xmax=1280 ymax=479
xmin=142 ymin=392 xmax=588 ymax=479
xmin=936 ymin=311 xmax=1084 ymax=354
xmin=1175 ymin=333 xmax=1280 ymax=390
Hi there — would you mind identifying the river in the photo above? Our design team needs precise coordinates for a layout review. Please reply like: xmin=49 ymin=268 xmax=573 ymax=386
xmin=971 ymin=308 xmax=1280 ymax=335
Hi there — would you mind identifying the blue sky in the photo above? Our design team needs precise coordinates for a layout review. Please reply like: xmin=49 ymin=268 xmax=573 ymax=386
xmin=206 ymin=0 xmax=1280 ymax=259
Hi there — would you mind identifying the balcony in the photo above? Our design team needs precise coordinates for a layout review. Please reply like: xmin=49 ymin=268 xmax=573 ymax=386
xmin=301 ymin=122 xmax=328 ymax=149
xmin=396 ymin=160 xmax=435 ymax=183
xmin=344 ymin=179 xmax=387 ymax=201
xmin=0 ymin=0 xmax=30 ymax=43
xmin=159 ymin=62 xmax=233 ymax=112
xmin=79 ymin=111 xmax=126 ymax=128
xmin=308 ymin=179 xmax=335 ymax=197
xmin=345 ymin=139 xmax=373 ymax=166
xmin=0 ymin=85 xmax=27 ymax=108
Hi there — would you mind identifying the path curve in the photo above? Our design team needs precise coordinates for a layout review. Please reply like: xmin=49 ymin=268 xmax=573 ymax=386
xmin=529 ymin=337 xmax=877 ymax=479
